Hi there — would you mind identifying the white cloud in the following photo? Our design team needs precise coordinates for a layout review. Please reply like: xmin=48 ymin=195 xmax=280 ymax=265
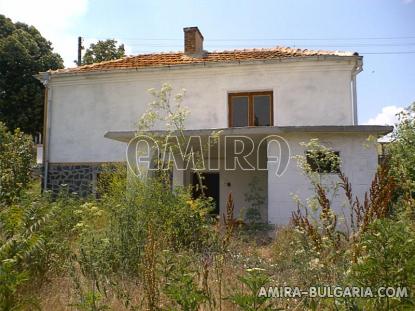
xmin=364 ymin=105 xmax=404 ymax=126
xmin=403 ymin=0 xmax=414 ymax=4
xmin=0 ymin=0 xmax=89 ymax=67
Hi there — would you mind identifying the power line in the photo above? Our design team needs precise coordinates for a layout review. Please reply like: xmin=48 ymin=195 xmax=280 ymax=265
xmin=126 ymin=49 xmax=415 ymax=55
xmin=83 ymin=37 xmax=415 ymax=51
xmin=81 ymin=36 xmax=415 ymax=55
xmin=124 ymin=43 xmax=415 ymax=48
xmin=210 ymin=36 xmax=415 ymax=41
xmin=359 ymin=51 xmax=415 ymax=55
xmin=84 ymin=35 xmax=415 ymax=41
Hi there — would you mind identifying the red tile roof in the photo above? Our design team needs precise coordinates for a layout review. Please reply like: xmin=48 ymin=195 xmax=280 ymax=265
xmin=52 ymin=46 xmax=358 ymax=74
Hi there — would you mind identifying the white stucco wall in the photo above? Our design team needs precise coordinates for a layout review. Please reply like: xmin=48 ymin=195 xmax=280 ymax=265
xmin=47 ymin=59 xmax=356 ymax=163
xmin=267 ymin=133 xmax=378 ymax=225
xmin=166 ymin=132 xmax=378 ymax=225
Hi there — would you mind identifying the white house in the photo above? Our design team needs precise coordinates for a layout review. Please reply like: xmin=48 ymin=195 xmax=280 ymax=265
xmin=37 ymin=27 xmax=392 ymax=224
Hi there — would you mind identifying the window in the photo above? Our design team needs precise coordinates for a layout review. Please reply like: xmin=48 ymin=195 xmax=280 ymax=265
xmin=306 ymin=151 xmax=340 ymax=174
xmin=228 ymin=91 xmax=273 ymax=127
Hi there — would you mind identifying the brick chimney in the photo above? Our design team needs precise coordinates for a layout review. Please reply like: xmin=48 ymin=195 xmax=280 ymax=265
xmin=183 ymin=27 xmax=204 ymax=56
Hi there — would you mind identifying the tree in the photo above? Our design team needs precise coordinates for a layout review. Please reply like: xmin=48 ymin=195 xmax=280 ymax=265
xmin=82 ymin=39 xmax=125 ymax=65
xmin=0 ymin=15 xmax=64 ymax=136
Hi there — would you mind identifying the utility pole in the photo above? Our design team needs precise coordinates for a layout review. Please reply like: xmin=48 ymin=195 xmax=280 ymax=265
xmin=77 ymin=36 xmax=83 ymax=66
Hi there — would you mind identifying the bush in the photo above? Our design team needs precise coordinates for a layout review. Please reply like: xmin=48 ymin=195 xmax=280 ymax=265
xmin=0 ymin=122 xmax=33 ymax=204
xmin=161 ymin=250 xmax=208 ymax=310
xmin=228 ymin=268 xmax=271 ymax=311
xmin=91 ymin=172 xmax=213 ymax=276
xmin=0 ymin=191 xmax=55 ymax=309
xmin=0 ymin=183 xmax=83 ymax=309
xmin=389 ymin=103 xmax=415 ymax=188
xmin=349 ymin=218 xmax=415 ymax=310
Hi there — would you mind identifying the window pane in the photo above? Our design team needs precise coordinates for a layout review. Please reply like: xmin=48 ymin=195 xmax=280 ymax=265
xmin=231 ymin=96 xmax=249 ymax=127
xmin=253 ymin=95 xmax=271 ymax=126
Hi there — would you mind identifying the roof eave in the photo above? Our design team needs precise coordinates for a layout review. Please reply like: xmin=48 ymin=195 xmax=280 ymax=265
xmin=47 ymin=54 xmax=362 ymax=78
xmin=33 ymin=71 xmax=51 ymax=85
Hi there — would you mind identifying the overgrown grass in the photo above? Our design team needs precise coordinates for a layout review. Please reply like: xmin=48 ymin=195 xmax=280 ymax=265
xmin=1 ymin=160 xmax=413 ymax=311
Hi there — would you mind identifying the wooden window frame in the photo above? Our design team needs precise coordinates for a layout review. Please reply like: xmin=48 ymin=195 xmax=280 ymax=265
xmin=228 ymin=91 xmax=274 ymax=127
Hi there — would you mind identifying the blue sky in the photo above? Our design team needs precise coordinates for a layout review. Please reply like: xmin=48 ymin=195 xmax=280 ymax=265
xmin=1 ymin=0 xmax=414 ymax=124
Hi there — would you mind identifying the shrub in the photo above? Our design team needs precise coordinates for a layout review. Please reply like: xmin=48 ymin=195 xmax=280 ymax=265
xmin=388 ymin=103 xmax=415 ymax=193
xmin=0 ymin=122 xmax=33 ymax=204
xmin=348 ymin=218 xmax=415 ymax=310
xmin=161 ymin=250 xmax=208 ymax=311
xmin=94 ymin=173 xmax=213 ymax=276
xmin=37 ymin=192 xmax=83 ymax=275
xmin=228 ymin=268 xmax=271 ymax=311
xmin=0 ymin=192 xmax=55 ymax=309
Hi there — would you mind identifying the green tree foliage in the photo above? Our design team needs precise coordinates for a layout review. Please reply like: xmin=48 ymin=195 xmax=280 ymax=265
xmin=0 ymin=15 xmax=64 ymax=136
xmin=388 ymin=102 xmax=415 ymax=199
xmin=0 ymin=122 xmax=34 ymax=204
xmin=82 ymin=39 xmax=125 ymax=65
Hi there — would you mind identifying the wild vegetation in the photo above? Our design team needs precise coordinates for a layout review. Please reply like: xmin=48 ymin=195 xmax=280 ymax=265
xmin=0 ymin=91 xmax=414 ymax=310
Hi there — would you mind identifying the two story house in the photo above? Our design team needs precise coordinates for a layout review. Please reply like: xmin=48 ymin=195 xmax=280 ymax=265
xmin=37 ymin=27 xmax=392 ymax=224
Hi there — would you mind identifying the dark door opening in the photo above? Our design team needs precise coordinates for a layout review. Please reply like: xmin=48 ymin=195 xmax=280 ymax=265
xmin=192 ymin=172 xmax=220 ymax=215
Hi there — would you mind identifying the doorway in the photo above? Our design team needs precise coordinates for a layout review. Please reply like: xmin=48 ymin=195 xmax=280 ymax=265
xmin=192 ymin=172 xmax=220 ymax=215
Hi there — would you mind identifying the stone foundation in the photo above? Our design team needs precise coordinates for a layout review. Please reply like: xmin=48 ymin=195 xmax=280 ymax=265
xmin=43 ymin=163 xmax=101 ymax=197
